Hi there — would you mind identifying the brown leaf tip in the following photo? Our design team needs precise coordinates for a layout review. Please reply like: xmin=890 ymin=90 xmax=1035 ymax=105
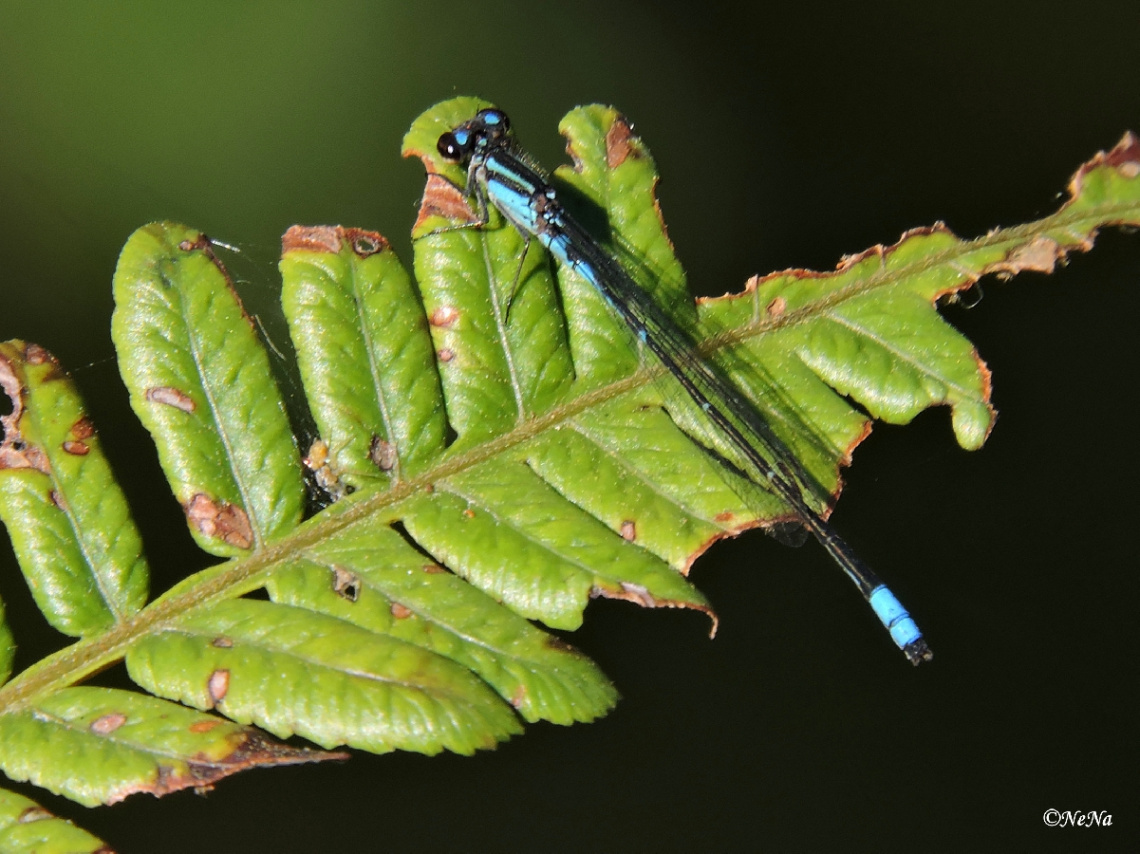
xmin=184 ymin=493 xmax=254 ymax=549
xmin=282 ymin=224 xmax=342 ymax=254
xmin=108 ymin=729 xmax=348 ymax=804
xmin=226 ymin=730 xmax=350 ymax=767
xmin=415 ymin=173 xmax=479 ymax=233
xmin=605 ymin=114 xmax=637 ymax=169
xmin=1102 ymin=130 xmax=1140 ymax=173
xmin=1070 ymin=130 xmax=1140 ymax=195
xmin=23 ymin=342 xmax=57 ymax=367
xmin=280 ymin=225 xmax=391 ymax=257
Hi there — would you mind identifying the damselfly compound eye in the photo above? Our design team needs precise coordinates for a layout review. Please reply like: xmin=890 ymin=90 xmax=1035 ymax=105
xmin=437 ymin=131 xmax=467 ymax=161
xmin=477 ymin=108 xmax=510 ymax=133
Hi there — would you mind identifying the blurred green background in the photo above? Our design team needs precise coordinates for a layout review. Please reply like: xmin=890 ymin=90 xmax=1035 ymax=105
xmin=1 ymin=2 xmax=1136 ymax=851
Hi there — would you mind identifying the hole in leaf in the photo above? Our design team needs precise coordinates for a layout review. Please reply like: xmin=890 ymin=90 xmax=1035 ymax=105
xmin=353 ymin=235 xmax=380 ymax=254
xmin=331 ymin=565 xmax=361 ymax=602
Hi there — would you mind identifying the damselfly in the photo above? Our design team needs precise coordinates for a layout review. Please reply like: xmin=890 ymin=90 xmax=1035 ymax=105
xmin=436 ymin=107 xmax=932 ymax=665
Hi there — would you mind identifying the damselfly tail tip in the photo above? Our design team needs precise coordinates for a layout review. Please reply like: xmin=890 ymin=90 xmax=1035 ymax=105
xmin=903 ymin=638 xmax=933 ymax=666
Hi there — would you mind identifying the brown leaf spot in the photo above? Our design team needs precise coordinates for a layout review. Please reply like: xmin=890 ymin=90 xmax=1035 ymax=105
xmin=0 ymin=356 xmax=51 ymax=472
xmin=605 ymin=114 xmax=637 ymax=169
xmin=185 ymin=494 xmax=253 ymax=549
xmin=463 ymin=508 xmax=476 ymax=519
xmin=62 ymin=439 xmax=90 ymax=455
xmin=987 ymin=235 xmax=1062 ymax=276
xmin=70 ymin=415 xmax=96 ymax=440
xmin=620 ymin=520 xmax=637 ymax=541
xmin=146 ymin=386 xmax=196 ymax=413
xmin=510 ymin=684 xmax=527 ymax=709
xmin=422 ymin=563 xmax=446 ymax=574
xmin=211 ymin=635 xmax=233 ymax=648
xmin=331 ymin=565 xmax=360 ymax=602
xmin=0 ymin=438 xmax=50 ymax=473
xmin=17 ymin=806 xmax=52 ymax=823
xmin=344 ymin=227 xmax=389 ymax=257
xmin=0 ymin=352 xmax=46 ymax=473
xmin=369 ymin=435 xmax=397 ymax=471
xmin=178 ymin=235 xmax=208 ymax=252
xmin=414 ymin=173 xmax=480 ymax=233
xmin=544 ymin=634 xmax=577 ymax=653
xmin=189 ymin=719 xmax=224 ymax=733
xmin=714 ymin=511 xmax=735 ymax=523
xmin=50 ymin=489 xmax=66 ymax=510
xmin=766 ymin=296 xmax=787 ymax=318
xmin=0 ymin=352 xmax=23 ymax=412
xmin=390 ymin=602 xmax=412 ymax=619
xmin=430 ymin=305 xmax=460 ymax=327
xmin=207 ymin=669 xmax=230 ymax=706
xmin=437 ymin=347 xmax=455 ymax=362
xmin=90 ymin=713 xmax=128 ymax=735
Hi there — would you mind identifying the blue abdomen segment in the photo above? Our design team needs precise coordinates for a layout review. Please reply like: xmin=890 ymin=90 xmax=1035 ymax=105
xmin=868 ymin=585 xmax=923 ymax=650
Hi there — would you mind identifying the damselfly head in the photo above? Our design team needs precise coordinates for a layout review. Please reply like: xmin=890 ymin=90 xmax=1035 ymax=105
xmin=437 ymin=108 xmax=512 ymax=162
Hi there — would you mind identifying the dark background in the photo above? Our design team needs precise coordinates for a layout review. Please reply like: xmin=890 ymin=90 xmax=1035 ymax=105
xmin=1 ymin=2 xmax=1136 ymax=851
